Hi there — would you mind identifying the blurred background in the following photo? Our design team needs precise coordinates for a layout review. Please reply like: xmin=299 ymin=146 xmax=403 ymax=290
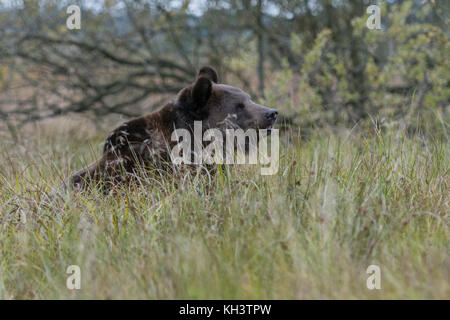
xmin=0 ymin=0 xmax=448 ymax=134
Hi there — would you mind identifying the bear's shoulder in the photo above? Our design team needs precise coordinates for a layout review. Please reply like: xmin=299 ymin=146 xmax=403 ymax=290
xmin=103 ymin=103 xmax=176 ymax=156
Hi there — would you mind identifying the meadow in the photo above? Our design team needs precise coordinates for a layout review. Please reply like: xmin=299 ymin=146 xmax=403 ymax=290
xmin=0 ymin=113 xmax=448 ymax=299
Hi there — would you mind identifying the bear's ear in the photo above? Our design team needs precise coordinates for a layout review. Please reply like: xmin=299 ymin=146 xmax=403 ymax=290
xmin=192 ymin=76 xmax=212 ymax=109
xmin=197 ymin=66 xmax=218 ymax=83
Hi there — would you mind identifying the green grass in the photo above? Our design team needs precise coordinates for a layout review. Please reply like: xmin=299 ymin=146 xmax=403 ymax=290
xmin=0 ymin=118 xmax=448 ymax=299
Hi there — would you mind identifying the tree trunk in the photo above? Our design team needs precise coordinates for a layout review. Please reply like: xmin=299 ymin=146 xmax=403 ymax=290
xmin=256 ymin=0 xmax=265 ymax=98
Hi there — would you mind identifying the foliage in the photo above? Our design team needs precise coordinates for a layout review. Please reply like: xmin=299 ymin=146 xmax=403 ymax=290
xmin=0 ymin=0 xmax=448 ymax=125
xmin=262 ymin=1 xmax=449 ymax=127
xmin=0 ymin=0 xmax=448 ymax=300
xmin=0 ymin=116 xmax=448 ymax=299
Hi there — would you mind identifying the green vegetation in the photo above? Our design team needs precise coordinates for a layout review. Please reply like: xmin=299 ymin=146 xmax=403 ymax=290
xmin=0 ymin=114 xmax=448 ymax=299
xmin=0 ymin=0 xmax=448 ymax=300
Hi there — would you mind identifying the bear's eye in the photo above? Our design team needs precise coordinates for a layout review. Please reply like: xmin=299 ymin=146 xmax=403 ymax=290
xmin=236 ymin=103 xmax=245 ymax=110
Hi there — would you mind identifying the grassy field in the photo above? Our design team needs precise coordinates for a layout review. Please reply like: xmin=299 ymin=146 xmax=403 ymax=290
xmin=0 ymin=115 xmax=448 ymax=299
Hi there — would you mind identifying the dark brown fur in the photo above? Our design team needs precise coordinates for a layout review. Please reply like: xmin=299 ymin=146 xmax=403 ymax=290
xmin=69 ymin=66 xmax=277 ymax=190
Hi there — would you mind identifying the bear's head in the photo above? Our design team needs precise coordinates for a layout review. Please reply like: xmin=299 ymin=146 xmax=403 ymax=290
xmin=175 ymin=66 xmax=277 ymax=132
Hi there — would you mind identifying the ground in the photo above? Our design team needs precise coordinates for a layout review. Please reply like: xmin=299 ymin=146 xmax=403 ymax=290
xmin=0 ymin=117 xmax=448 ymax=299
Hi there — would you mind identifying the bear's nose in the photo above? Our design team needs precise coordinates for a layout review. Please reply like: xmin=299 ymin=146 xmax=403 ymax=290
xmin=265 ymin=109 xmax=278 ymax=121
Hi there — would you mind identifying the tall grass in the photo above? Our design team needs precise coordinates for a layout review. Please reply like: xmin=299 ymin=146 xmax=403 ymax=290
xmin=0 ymin=115 xmax=448 ymax=299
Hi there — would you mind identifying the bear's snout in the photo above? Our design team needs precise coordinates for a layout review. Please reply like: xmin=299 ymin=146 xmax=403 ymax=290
xmin=265 ymin=109 xmax=278 ymax=122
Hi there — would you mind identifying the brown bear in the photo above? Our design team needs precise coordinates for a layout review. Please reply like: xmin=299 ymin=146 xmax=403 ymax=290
xmin=69 ymin=66 xmax=277 ymax=190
